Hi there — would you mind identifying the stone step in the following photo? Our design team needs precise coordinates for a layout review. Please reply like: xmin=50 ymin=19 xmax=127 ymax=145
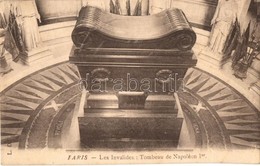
xmin=20 ymin=48 xmax=52 ymax=65
xmin=82 ymin=139 xmax=180 ymax=149
xmin=84 ymin=108 xmax=177 ymax=117
xmin=85 ymin=94 xmax=118 ymax=109
xmin=79 ymin=108 xmax=183 ymax=149
xmin=85 ymin=94 xmax=176 ymax=111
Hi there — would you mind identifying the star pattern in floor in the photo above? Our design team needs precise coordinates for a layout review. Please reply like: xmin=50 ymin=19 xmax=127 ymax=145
xmin=0 ymin=62 xmax=259 ymax=149
xmin=183 ymin=68 xmax=260 ymax=149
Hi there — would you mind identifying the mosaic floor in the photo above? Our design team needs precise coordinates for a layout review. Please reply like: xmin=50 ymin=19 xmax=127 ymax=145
xmin=1 ymin=62 xmax=259 ymax=150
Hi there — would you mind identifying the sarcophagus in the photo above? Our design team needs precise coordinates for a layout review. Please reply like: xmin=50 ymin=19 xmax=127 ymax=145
xmin=69 ymin=6 xmax=197 ymax=149
xmin=72 ymin=6 xmax=196 ymax=50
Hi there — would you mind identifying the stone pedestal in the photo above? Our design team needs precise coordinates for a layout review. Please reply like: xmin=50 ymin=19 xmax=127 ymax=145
xmin=198 ymin=47 xmax=228 ymax=68
xmin=20 ymin=47 xmax=52 ymax=65
xmin=78 ymin=93 xmax=183 ymax=149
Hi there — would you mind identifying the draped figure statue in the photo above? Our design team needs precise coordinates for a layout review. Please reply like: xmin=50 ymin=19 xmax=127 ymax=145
xmin=209 ymin=0 xmax=238 ymax=54
xmin=15 ymin=0 xmax=42 ymax=51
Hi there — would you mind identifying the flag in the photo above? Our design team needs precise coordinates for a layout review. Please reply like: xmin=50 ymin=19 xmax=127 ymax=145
xmin=133 ymin=0 xmax=142 ymax=16
xmin=126 ymin=0 xmax=131 ymax=16
xmin=0 ymin=12 xmax=19 ymax=61
xmin=110 ymin=0 xmax=121 ymax=15
xmin=4 ymin=28 xmax=19 ymax=61
xmin=223 ymin=17 xmax=239 ymax=55
xmin=222 ymin=17 xmax=241 ymax=64
xmin=247 ymin=24 xmax=260 ymax=66
xmin=241 ymin=22 xmax=251 ymax=61
xmin=231 ymin=37 xmax=243 ymax=69
xmin=110 ymin=0 xmax=115 ymax=14
xmin=114 ymin=0 xmax=122 ymax=15
xmin=232 ymin=22 xmax=250 ymax=69
xmin=0 ymin=13 xmax=6 ymax=29
xmin=4 ymin=10 xmax=27 ymax=62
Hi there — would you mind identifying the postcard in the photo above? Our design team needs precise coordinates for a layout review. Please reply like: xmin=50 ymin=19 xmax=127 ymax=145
xmin=0 ymin=0 xmax=259 ymax=165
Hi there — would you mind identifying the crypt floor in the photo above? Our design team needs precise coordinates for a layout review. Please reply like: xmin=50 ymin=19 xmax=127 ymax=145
xmin=1 ymin=61 xmax=259 ymax=150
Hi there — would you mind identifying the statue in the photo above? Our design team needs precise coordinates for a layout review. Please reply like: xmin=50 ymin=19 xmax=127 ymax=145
xmin=15 ymin=0 xmax=42 ymax=52
xmin=208 ymin=0 xmax=238 ymax=54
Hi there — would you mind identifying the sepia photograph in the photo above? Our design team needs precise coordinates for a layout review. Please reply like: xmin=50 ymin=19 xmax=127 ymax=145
xmin=0 ymin=0 xmax=259 ymax=165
